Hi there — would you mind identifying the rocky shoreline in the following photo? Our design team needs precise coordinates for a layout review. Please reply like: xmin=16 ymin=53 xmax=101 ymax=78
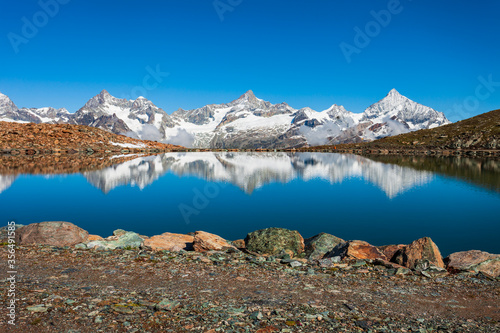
xmin=1 ymin=222 xmax=499 ymax=332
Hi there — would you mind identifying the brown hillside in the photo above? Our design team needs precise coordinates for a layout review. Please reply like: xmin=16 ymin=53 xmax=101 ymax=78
xmin=0 ymin=121 xmax=183 ymax=154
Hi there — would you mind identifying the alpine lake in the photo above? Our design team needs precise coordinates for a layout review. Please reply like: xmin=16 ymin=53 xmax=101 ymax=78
xmin=1 ymin=152 xmax=499 ymax=256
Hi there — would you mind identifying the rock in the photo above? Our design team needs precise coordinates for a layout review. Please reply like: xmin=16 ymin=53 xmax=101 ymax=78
xmin=192 ymin=231 xmax=235 ymax=252
xmin=86 ymin=231 xmax=144 ymax=250
xmin=87 ymin=234 xmax=103 ymax=241
xmin=392 ymin=237 xmax=444 ymax=269
xmin=15 ymin=221 xmax=89 ymax=246
xmin=249 ymin=311 xmax=263 ymax=320
xmin=445 ymin=250 xmax=500 ymax=277
xmin=244 ymin=227 xmax=305 ymax=256
xmin=111 ymin=304 xmax=134 ymax=314
xmin=155 ymin=299 xmax=180 ymax=311
xmin=26 ymin=305 xmax=48 ymax=313
xmin=144 ymin=232 xmax=194 ymax=251
xmin=377 ymin=244 xmax=406 ymax=261
xmin=113 ymin=229 xmax=127 ymax=237
xmin=327 ymin=240 xmax=387 ymax=261
xmin=256 ymin=327 xmax=279 ymax=333
xmin=304 ymin=233 xmax=345 ymax=260
xmin=352 ymin=260 xmax=366 ymax=267
xmin=74 ymin=243 xmax=87 ymax=249
xmin=231 ymin=239 xmax=246 ymax=249
xmin=373 ymin=259 xmax=404 ymax=269
xmin=395 ymin=267 xmax=411 ymax=275
xmin=318 ymin=257 xmax=341 ymax=268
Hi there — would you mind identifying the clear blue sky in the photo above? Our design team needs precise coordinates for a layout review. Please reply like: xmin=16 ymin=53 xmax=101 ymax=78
xmin=0 ymin=0 xmax=499 ymax=121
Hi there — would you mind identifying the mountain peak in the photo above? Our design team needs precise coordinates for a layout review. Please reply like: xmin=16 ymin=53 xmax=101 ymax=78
xmin=0 ymin=92 xmax=18 ymax=111
xmin=244 ymin=89 xmax=255 ymax=97
xmin=99 ymin=89 xmax=111 ymax=97
xmin=378 ymin=88 xmax=408 ymax=105
xmin=238 ymin=90 xmax=256 ymax=100
xmin=387 ymin=88 xmax=401 ymax=96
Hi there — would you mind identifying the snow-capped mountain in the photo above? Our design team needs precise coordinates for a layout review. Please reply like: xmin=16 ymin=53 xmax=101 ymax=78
xmin=166 ymin=89 xmax=449 ymax=148
xmin=0 ymin=92 xmax=71 ymax=124
xmin=169 ymin=90 xmax=299 ymax=148
xmin=73 ymin=90 xmax=177 ymax=140
xmin=359 ymin=88 xmax=450 ymax=141
xmin=0 ymin=89 xmax=450 ymax=147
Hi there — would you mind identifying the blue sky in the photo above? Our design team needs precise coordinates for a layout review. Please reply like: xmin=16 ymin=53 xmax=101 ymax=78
xmin=0 ymin=0 xmax=499 ymax=121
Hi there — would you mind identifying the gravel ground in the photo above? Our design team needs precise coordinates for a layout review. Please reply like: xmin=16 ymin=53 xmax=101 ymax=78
xmin=1 ymin=245 xmax=499 ymax=333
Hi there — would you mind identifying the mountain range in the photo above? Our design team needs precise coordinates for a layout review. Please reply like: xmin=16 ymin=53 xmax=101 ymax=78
xmin=0 ymin=89 xmax=450 ymax=148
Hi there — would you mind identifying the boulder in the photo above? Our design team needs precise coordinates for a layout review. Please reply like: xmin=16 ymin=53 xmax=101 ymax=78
xmin=392 ymin=237 xmax=444 ymax=269
xmin=15 ymin=222 xmax=89 ymax=247
xmin=304 ymin=233 xmax=345 ymax=260
xmin=144 ymin=232 xmax=194 ymax=251
xmin=377 ymin=244 xmax=406 ymax=261
xmin=445 ymin=250 xmax=500 ymax=277
xmin=244 ymin=228 xmax=305 ymax=256
xmin=88 ymin=234 xmax=103 ymax=241
xmin=327 ymin=240 xmax=387 ymax=261
xmin=193 ymin=231 xmax=235 ymax=252
xmin=86 ymin=230 xmax=144 ymax=250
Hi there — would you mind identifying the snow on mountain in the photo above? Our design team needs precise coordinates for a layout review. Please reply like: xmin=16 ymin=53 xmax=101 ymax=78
xmin=168 ymin=90 xmax=298 ymax=148
xmin=0 ymin=93 xmax=72 ymax=124
xmin=359 ymin=89 xmax=450 ymax=140
xmin=297 ymin=104 xmax=362 ymax=146
xmin=0 ymin=92 xmax=18 ymax=114
xmin=0 ymin=92 xmax=72 ymax=124
xmin=73 ymin=90 xmax=177 ymax=140
xmin=0 ymin=89 xmax=450 ymax=148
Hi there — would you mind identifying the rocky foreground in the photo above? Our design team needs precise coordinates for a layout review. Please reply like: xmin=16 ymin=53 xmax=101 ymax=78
xmin=1 ymin=222 xmax=499 ymax=333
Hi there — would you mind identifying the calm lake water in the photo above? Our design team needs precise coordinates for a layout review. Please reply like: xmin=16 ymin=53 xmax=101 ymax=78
xmin=1 ymin=152 xmax=499 ymax=256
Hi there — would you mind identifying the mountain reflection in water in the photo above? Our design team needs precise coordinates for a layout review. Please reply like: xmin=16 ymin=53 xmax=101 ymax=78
xmin=1 ymin=153 xmax=499 ymax=197
xmin=82 ymin=152 xmax=434 ymax=198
